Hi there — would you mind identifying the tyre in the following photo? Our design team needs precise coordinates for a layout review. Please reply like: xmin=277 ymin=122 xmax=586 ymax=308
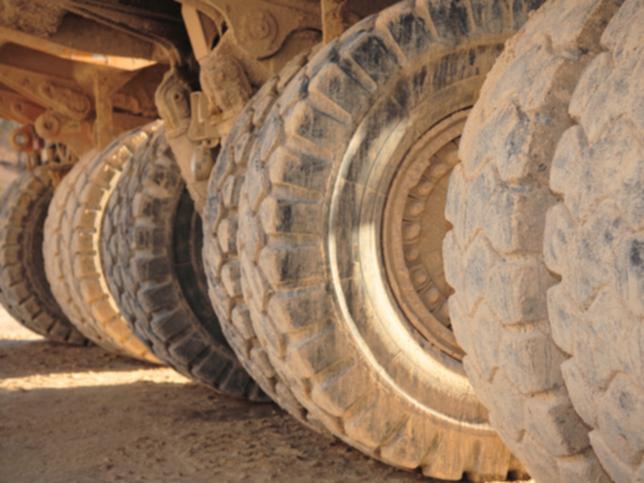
xmin=45 ymin=125 xmax=159 ymax=362
xmin=444 ymin=0 xmax=640 ymax=481
xmin=0 ymin=167 xmax=87 ymax=345
xmin=203 ymin=51 xmax=325 ymax=424
xmin=44 ymin=152 xmax=121 ymax=351
xmin=103 ymin=127 xmax=265 ymax=400
xmin=235 ymin=1 xmax=540 ymax=479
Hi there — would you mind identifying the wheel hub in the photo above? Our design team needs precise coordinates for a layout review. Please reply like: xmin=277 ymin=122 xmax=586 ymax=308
xmin=382 ymin=110 xmax=468 ymax=360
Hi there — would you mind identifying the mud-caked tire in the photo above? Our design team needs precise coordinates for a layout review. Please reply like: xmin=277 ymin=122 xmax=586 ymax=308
xmin=444 ymin=0 xmax=641 ymax=481
xmin=103 ymin=127 xmax=265 ymax=400
xmin=203 ymin=50 xmax=327 ymax=424
xmin=234 ymin=1 xmax=542 ymax=479
xmin=0 ymin=167 xmax=87 ymax=345
xmin=45 ymin=125 xmax=159 ymax=362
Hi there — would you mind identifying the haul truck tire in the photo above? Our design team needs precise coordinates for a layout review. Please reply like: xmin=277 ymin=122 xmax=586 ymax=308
xmin=544 ymin=3 xmax=644 ymax=480
xmin=234 ymin=1 xmax=542 ymax=479
xmin=202 ymin=50 xmax=327 ymax=425
xmin=0 ymin=166 xmax=87 ymax=345
xmin=444 ymin=0 xmax=640 ymax=481
xmin=45 ymin=125 xmax=160 ymax=362
xmin=103 ymin=127 xmax=265 ymax=400
xmin=44 ymin=153 xmax=116 ymax=349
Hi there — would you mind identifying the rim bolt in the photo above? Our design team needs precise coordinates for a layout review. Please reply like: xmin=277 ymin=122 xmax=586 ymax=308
xmin=405 ymin=247 xmax=420 ymax=261
xmin=426 ymin=288 xmax=441 ymax=305
xmin=413 ymin=270 xmax=428 ymax=285
xmin=415 ymin=181 xmax=433 ymax=195
xmin=403 ymin=223 xmax=421 ymax=240
xmin=429 ymin=162 xmax=450 ymax=179
xmin=406 ymin=200 xmax=424 ymax=217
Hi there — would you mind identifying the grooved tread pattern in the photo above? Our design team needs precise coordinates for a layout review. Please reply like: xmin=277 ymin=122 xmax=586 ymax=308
xmin=444 ymin=0 xmax=634 ymax=481
xmin=46 ymin=126 xmax=159 ymax=362
xmin=203 ymin=50 xmax=325 ymax=425
xmin=45 ymin=153 xmax=112 ymax=348
xmin=235 ymin=1 xmax=541 ymax=479
xmin=0 ymin=167 xmax=87 ymax=345
xmin=103 ymin=127 xmax=265 ymax=400
xmin=543 ymin=2 xmax=643 ymax=481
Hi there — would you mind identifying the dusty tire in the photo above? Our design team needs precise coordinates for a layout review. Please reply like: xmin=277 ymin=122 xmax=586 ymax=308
xmin=444 ymin=0 xmax=640 ymax=481
xmin=203 ymin=51 xmax=325 ymax=423
xmin=235 ymin=1 xmax=541 ymax=479
xmin=0 ymin=167 xmax=87 ymax=344
xmin=47 ymin=125 xmax=160 ymax=362
xmin=45 ymin=153 xmax=115 ymax=349
xmin=103 ymin=127 xmax=265 ymax=400
xmin=544 ymin=4 xmax=643 ymax=481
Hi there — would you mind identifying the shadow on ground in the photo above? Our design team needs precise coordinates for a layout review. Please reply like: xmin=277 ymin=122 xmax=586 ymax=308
xmin=1 ymin=312 xmax=431 ymax=483
xmin=0 ymin=339 xmax=155 ymax=379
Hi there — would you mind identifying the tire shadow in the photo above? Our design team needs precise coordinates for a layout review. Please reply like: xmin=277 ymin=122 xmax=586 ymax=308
xmin=0 ymin=338 xmax=157 ymax=379
xmin=1 ymin=379 xmax=428 ymax=483
xmin=0 ymin=313 xmax=430 ymax=483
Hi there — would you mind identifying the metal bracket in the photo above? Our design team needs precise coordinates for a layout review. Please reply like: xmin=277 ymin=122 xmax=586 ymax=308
xmin=0 ymin=88 xmax=45 ymax=125
xmin=200 ymin=47 xmax=253 ymax=115
xmin=155 ymin=68 xmax=192 ymax=139
xmin=34 ymin=110 xmax=94 ymax=155
xmin=186 ymin=91 xmax=236 ymax=145
xmin=181 ymin=0 xmax=320 ymax=60
xmin=321 ymin=0 xmax=351 ymax=43
xmin=0 ymin=64 xmax=92 ymax=121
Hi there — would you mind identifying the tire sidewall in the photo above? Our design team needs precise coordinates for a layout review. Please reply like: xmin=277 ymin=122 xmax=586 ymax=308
xmin=326 ymin=46 xmax=499 ymax=422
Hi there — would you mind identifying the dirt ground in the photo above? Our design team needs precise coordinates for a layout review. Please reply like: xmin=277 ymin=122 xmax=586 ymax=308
xmin=0 ymin=307 xmax=433 ymax=483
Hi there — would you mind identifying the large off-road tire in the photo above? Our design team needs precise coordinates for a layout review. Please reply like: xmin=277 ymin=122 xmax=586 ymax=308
xmin=544 ymin=4 xmax=644 ymax=479
xmin=235 ymin=1 xmax=541 ymax=479
xmin=444 ymin=0 xmax=640 ymax=481
xmin=203 ymin=51 xmax=325 ymax=424
xmin=44 ymin=153 xmax=115 ymax=349
xmin=46 ymin=125 xmax=159 ymax=362
xmin=0 ymin=167 xmax=87 ymax=345
xmin=103 ymin=127 xmax=265 ymax=400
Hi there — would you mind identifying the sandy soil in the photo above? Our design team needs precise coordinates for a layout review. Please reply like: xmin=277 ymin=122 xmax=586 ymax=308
xmin=0 ymin=308 xmax=432 ymax=483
